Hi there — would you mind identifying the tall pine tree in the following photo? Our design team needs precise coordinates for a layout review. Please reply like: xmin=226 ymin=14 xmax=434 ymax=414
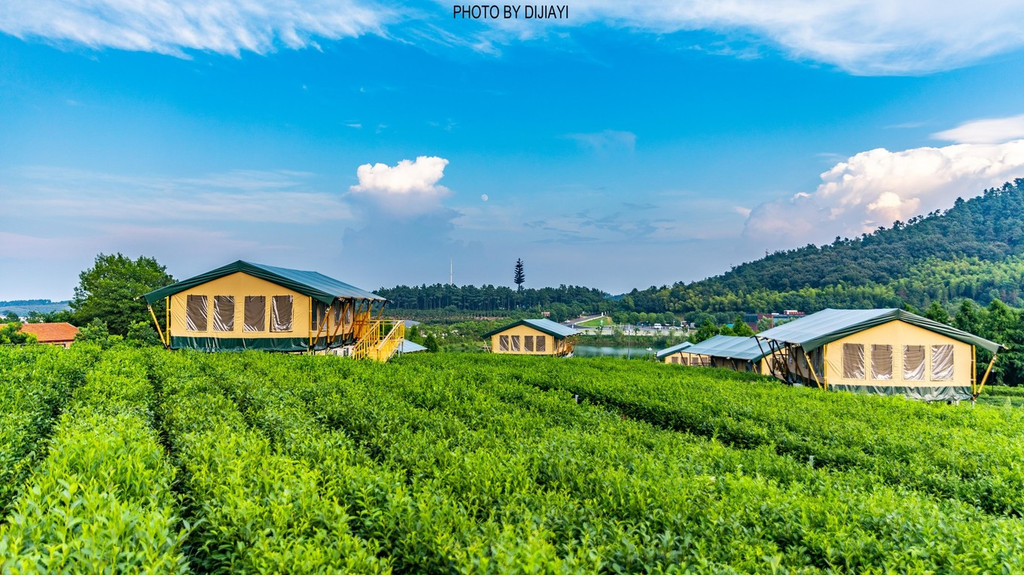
xmin=514 ymin=258 xmax=525 ymax=292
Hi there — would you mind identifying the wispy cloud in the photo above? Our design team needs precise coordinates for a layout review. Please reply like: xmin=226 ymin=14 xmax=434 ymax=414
xmin=5 ymin=166 xmax=353 ymax=223
xmin=564 ymin=130 xmax=637 ymax=154
xmin=933 ymin=114 xmax=1024 ymax=144
xmin=0 ymin=0 xmax=393 ymax=57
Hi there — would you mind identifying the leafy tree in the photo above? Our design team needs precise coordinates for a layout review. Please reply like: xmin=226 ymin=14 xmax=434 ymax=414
xmin=731 ymin=315 xmax=755 ymax=337
xmin=2 ymin=312 xmax=18 ymax=323
xmin=0 ymin=323 xmax=35 ymax=345
xmin=513 ymin=259 xmax=525 ymax=292
xmin=691 ymin=318 xmax=720 ymax=343
xmin=70 ymin=253 xmax=174 ymax=336
xmin=423 ymin=333 xmax=439 ymax=352
xmin=74 ymin=318 xmax=113 ymax=348
xmin=923 ymin=301 xmax=950 ymax=325
xmin=126 ymin=320 xmax=163 ymax=347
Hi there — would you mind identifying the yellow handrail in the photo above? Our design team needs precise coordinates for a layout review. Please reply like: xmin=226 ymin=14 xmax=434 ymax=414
xmin=352 ymin=320 xmax=406 ymax=361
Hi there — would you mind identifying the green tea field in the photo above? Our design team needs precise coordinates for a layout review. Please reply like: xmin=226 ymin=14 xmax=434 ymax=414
xmin=3 ymin=345 xmax=1024 ymax=573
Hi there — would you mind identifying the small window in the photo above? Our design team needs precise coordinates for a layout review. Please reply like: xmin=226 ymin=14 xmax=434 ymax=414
xmin=499 ymin=335 xmax=509 ymax=351
xmin=511 ymin=335 xmax=521 ymax=352
xmin=186 ymin=295 xmax=208 ymax=332
xmin=670 ymin=356 xmax=678 ymax=364
xmin=524 ymin=335 xmax=534 ymax=352
xmin=842 ymin=343 xmax=864 ymax=379
xmin=904 ymin=345 xmax=925 ymax=380
xmin=871 ymin=344 xmax=893 ymax=380
xmin=213 ymin=296 xmax=234 ymax=332
xmin=535 ymin=336 xmax=546 ymax=352
xmin=272 ymin=295 xmax=293 ymax=332
xmin=932 ymin=344 xmax=955 ymax=380
xmin=244 ymin=296 xmax=266 ymax=332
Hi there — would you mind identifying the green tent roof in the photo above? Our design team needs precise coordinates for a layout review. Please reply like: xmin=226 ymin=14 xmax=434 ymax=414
xmin=675 ymin=335 xmax=770 ymax=362
xmin=756 ymin=308 xmax=1001 ymax=354
xmin=481 ymin=318 xmax=578 ymax=339
xmin=143 ymin=260 xmax=386 ymax=306
xmin=656 ymin=341 xmax=694 ymax=359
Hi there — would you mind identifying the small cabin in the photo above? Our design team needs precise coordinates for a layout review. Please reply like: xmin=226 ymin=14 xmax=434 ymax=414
xmin=18 ymin=322 xmax=79 ymax=348
xmin=483 ymin=319 xmax=578 ymax=356
xmin=756 ymin=308 xmax=1001 ymax=401
xmin=142 ymin=260 xmax=403 ymax=360
xmin=657 ymin=341 xmax=697 ymax=365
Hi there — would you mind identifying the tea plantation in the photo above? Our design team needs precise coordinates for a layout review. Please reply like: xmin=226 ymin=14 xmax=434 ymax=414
xmin=2 ymin=344 xmax=1024 ymax=573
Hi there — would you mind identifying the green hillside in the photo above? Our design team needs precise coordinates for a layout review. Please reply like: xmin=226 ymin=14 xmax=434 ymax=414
xmin=5 ymin=345 xmax=1024 ymax=572
xmin=629 ymin=179 xmax=1024 ymax=314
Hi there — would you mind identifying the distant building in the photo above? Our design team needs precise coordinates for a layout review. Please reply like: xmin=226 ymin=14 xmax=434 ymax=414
xmin=483 ymin=319 xmax=578 ymax=356
xmin=18 ymin=322 xmax=79 ymax=348
xmin=757 ymin=308 xmax=1001 ymax=401
xmin=142 ymin=260 xmax=403 ymax=360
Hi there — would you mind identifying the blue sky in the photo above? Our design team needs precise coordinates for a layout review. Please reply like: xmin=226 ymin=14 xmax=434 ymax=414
xmin=4 ymin=1 xmax=1024 ymax=300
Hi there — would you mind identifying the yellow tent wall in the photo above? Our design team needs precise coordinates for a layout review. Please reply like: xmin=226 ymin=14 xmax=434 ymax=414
xmin=490 ymin=324 xmax=573 ymax=356
xmin=821 ymin=319 xmax=973 ymax=390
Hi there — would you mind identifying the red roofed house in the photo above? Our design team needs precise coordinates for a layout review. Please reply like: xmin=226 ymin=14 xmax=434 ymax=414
xmin=19 ymin=323 xmax=79 ymax=348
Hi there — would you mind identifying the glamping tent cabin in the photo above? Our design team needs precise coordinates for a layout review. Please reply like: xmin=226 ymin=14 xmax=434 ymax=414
xmin=142 ymin=261 xmax=403 ymax=361
xmin=659 ymin=335 xmax=779 ymax=373
xmin=756 ymin=308 xmax=1002 ymax=401
xmin=483 ymin=319 xmax=578 ymax=356
xmin=657 ymin=341 xmax=696 ymax=365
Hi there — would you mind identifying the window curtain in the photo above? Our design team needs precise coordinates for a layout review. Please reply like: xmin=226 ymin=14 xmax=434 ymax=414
xmin=272 ymin=295 xmax=293 ymax=332
xmin=931 ymin=344 xmax=955 ymax=380
xmin=244 ymin=296 xmax=265 ymax=332
xmin=903 ymin=345 xmax=925 ymax=380
xmin=842 ymin=343 xmax=864 ymax=379
xmin=186 ymin=295 xmax=208 ymax=332
xmin=213 ymin=296 xmax=234 ymax=332
xmin=536 ymin=336 xmax=546 ymax=352
xmin=525 ymin=335 xmax=534 ymax=352
xmin=499 ymin=335 xmax=509 ymax=351
xmin=871 ymin=344 xmax=893 ymax=380
xmin=511 ymin=335 xmax=521 ymax=352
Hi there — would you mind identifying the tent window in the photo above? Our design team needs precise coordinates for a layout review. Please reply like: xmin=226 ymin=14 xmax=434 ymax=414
xmin=333 ymin=303 xmax=343 ymax=326
xmin=904 ymin=345 xmax=925 ymax=380
xmin=524 ymin=335 xmax=534 ymax=352
xmin=186 ymin=295 xmax=208 ymax=332
xmin=244 ymin=296 xmax=265 ymax=332
xmin=871 ymin=344 xmax=893 ymax=380
xmin=213 ymin=296 xmax=234 ymax=332
xmin=272 ymin=296 xmax=293 ymax=332
xmin=932 ymin=344 xmax=954 ymax=380
xmin=313 ymin=301 xmax=327 ymax=330
xmin=670 ymin=356 xmax=678 ymax=364
xmin=536 ymin=336 xmax=545 ymax=352
xmin=511 ymin=335 xmax=521 ymax=352
xmin=842 ymin=343 xmax=864 ymax=379
xmin=499 ymin=335 xmax=509 ymax=351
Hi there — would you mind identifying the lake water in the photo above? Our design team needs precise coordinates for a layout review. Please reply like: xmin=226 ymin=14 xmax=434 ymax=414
xmin=574 ymin=345 xmax=655 ymax=359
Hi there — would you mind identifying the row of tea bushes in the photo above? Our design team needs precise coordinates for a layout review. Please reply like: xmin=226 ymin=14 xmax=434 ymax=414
xmin=0 ymin=349 xmax=188 ymax=572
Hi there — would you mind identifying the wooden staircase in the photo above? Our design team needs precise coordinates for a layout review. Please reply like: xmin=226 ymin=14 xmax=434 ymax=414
xmin=352 ymin=320 xmax=406 ymax=361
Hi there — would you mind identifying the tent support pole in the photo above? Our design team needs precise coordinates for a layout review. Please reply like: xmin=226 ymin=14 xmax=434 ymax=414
xmin=975 ymin=352 xmax=999 ymax=399
xmin=755 ymin=337 xmax=777 ymax=379
xmin=330 ymin=300 xmax=345 ymax=343
xmin=806 ymin=351 xmax=824 ymax=390
xmin=147 ymin=304 xmax=168 ymax=348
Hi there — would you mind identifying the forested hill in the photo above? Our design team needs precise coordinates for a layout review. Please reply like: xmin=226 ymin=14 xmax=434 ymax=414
xmin=625 ymin=178 xmax=1024 ymax=314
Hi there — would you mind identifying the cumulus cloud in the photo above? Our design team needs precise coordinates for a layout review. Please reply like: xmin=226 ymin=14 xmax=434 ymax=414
xmin=349 ymin=156 xmax=452 ymax=216
xmin=744 ymin=140 xmax=1024 ymax=246
xmin=933 ymin=114 xmax=1024 ymax=144
xmin=0 ymin=0 xmax=390 ymax=56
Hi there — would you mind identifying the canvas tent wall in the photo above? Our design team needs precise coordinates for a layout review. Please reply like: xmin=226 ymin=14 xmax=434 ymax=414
xmin=657 ymin=341 xmax=698 ymax=365
xmin=142 ymin=260 xmax=389 ymax=353
xmin=482 ymin=319 xmax=578 ymax=356
xmin=756 ymin=308 xmax=1001 ymax=401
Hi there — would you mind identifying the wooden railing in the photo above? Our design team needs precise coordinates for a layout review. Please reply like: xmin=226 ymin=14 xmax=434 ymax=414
xmin=352 ymin=320 xmax=405 ymax=362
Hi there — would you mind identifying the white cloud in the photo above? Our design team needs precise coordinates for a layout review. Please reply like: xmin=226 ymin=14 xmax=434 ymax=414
xmin=0 ymin=0 xmax=390 ymax=57
xmin=933 ymin=114 xmax=1024 ymax=144
xmin=349 ymin=156 xmax=452 ymax=216
xmin=744 ymin=140 xmax=1024 ymax=246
